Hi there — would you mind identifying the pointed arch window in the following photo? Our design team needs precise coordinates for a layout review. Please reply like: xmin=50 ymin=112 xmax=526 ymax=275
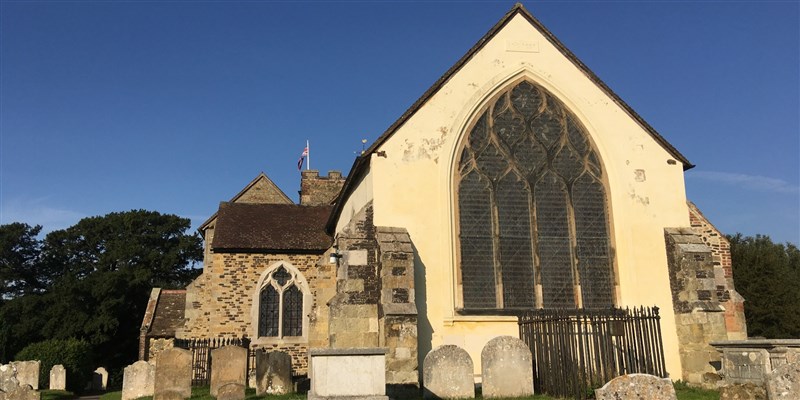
xmin=256 ymin=264 xmax=308 ymax=338
xmin=457 ymin=80 xmax=614 ymax=311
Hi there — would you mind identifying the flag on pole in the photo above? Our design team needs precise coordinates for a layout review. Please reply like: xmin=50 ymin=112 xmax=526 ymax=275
xmin=297 ymin=145 xmax=309 ymax=170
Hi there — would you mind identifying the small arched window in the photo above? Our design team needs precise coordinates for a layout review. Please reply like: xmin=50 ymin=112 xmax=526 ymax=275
xmin=456 ymin=79 xmax=614 ymax=311
xmin=256 ymin=264 xmax=307 ymax=338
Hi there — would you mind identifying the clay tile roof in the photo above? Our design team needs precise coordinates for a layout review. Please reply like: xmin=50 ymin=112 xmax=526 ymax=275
xmin=148 ymin=290 xmax=186 ymax=337
xmin=212 ymin=202 xmax=333 ymax=252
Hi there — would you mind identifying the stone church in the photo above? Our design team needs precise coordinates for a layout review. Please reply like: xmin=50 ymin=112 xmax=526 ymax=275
xmin=140 ymin=3 xmax=747 ymax=390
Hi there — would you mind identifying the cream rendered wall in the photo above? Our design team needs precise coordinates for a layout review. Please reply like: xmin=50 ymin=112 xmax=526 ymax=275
xmin=342 ymin=14 xmax=690 ymax=379
xmin=334 ymin=165 xmax=374 ymax=234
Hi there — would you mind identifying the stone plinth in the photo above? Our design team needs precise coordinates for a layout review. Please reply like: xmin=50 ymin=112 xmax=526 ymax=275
xmin=712 ymin=339 xmax=800 ymax=387
xmin=309 ymin=348 xmax=388 ymax=400
xmin=595 ymin=374 xmax=676 ymax=400
xmin=122 ymin=361 xmax=155 ymax=400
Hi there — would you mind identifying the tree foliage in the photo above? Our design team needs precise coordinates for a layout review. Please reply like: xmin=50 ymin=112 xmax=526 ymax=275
xmin=15 ymin=338 xmax=94 ymax=392
xmin=728 ymin=233 xmax=800 ymax=339
xmin=0 ymin=210 xmax=202 ymax=383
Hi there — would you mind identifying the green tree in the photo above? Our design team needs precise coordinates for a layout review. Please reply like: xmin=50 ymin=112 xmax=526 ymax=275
xmin=0 ymin=223 xmax=44 ymax=299
xmin=728 ymin=233 xmax=800 ymax=338
xmin=0 ymin=210 xmax=202 ymax=375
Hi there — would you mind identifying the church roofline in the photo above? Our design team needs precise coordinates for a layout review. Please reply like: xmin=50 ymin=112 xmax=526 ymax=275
xmin=326 ymin=3 xmax=694 ymax=234
xmin=198 ymin=172 xmax=293 ymax=235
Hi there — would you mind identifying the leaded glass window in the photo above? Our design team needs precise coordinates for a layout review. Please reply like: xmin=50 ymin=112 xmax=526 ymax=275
xmin=257 ymin=265 xmax=306 ymax=338
xmin=457 ymin=80 xmax=614 ymax=310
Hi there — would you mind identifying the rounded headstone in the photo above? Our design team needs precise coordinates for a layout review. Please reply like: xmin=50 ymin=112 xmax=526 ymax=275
xmin=49 ymin=365 xmax=66 ymax=391
xmin=480 ymin=336 xmax=533 ymax=398
xmin=210 ymin=346 xmax=247 ymax=399
xmin=122 ymin=361 xmax=155 ymax=400
xmin=255 ymin=350 xmax=293 ymax=395
xmin=423 ymin=345 xmax=474 ymax=399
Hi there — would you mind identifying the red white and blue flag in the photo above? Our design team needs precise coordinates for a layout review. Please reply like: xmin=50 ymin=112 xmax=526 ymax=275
xmin=297 ymin=144 xmax=309 ymax=170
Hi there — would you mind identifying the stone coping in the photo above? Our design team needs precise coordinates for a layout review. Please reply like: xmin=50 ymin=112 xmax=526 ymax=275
xmin=310 ymin=348 xmax=389 ymax=356
xmin=711 ymin=339 xmax=800 ymax=349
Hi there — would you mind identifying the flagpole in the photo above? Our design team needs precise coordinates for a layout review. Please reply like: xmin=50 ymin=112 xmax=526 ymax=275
xmin=306 ymin=139 xmax=310 ymax=170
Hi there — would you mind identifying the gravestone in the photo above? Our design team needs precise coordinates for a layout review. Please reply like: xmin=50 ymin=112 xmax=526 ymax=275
xmin=154 ymin=348 xmax=192 ymax=400
xmin=255 ymin=350 xmax=292 ymax=395
xmin=48 ymin=365 xmax=65 ymax=391
xmin=209 ymin=346 xmax=246 ymax=400
xmin=92 ymin=367 xmax=108 ymax=391
xmin=595 ymin=374 xmax=677 ymax=400
xmin=0 ymin=364 xmax=40 ymax=400
xmin=719 ymin=383 xmax=767 ymax=400
xmin=422 ymin=345 xmax=474 ymax=399
xmin=766 ymin=361 xmax=800 ymax=399
xmin=11 ymin=361 xmax=39 ymax=391
xmin=722 ymin=349 xmax=772 ymax=384
xmin=480 ymin=336 xmax=533 ymax=398
xmin=122 ymin=361 xmax=155 ymax=400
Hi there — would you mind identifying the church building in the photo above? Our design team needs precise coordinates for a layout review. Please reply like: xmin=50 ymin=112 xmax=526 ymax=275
xmin=140 ymin=4 xmax=747 ymax=391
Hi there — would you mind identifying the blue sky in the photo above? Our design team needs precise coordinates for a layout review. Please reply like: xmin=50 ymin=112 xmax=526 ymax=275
xmin=1 ymin=1 xmax=798 ymax=245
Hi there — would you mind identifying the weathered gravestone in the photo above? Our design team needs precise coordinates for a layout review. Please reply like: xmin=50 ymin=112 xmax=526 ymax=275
xmin=722 ymin=349 xmax=772 ymax=384
xmin=10 ymin=362 xmax=39 ymax=391
xmin=719 ymin=383 xmax=767 ymax=400
xmin=48 ymin=365 xmax=65 ymax=391
xmin=255 ymin=350 xmax=292 ymax=395
xmin=594 ymin=374 xmax=677 ymax=400
xmin=92 ymin=367 xmax=108 ymax=391
xmin=0 ymin=364 xmax=40 ymax=400
xmin=423 ymin=345 xmax=474 ymax=399
xmin=122 ymin=361 xmax=155 ymax=400
xmin=154 ymin=348 xmax=192 ymax=400
xmin=480 ymin=336 xmax=533 ymax=398
xmin=210 ymin=346 xmax=246 ymax=400
xmin=766 ymin=361 xmax=800 ymax=399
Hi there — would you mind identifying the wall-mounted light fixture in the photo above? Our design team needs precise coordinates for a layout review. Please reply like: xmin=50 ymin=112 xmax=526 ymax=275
xmin=329 ymin=245 xmax=343 ymax=264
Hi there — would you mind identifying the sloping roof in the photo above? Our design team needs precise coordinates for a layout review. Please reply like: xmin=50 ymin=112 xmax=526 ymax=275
xmin=327 ymin=3 xmax=693 ymax=233
xmin=199 ymin=172 xmax=293 ymax=234
xmin=213 ymin=202 xmax=333 ymax=252
xmin=147 ymin=290 xmax=186 ymax=337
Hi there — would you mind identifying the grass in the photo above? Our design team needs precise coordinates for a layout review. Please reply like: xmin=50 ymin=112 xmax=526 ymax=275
xmin=99 ymin=381 xmax=720 ymax=400
xmin=40 ymin=390 xmax=75 ymax=400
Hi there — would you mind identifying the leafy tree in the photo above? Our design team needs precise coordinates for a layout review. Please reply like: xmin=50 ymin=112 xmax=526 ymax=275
xmin=0 ymin=223 xmax=44 ymax=299
xmin=15 ymin=338 xmax=94 ymax=392
xmin=728 ymin=233 xmax=800 ymax=338
xmin=0 ymin=210 xmax=202 ymax=375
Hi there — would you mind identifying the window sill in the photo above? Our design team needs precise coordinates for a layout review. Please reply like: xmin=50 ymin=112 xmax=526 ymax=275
xmin=250 ymin=336 xmax=308 ymax=346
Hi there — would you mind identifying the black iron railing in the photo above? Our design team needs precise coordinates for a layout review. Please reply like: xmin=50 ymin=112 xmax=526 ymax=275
xmin=518 ymin=307 xmax=667 ymax=399
xmin=174 ymin=337 xmax=251 ymax=387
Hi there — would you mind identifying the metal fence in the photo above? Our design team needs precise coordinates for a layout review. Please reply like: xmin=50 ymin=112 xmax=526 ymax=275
xmin=518 ymin=307 xmax=667 ymax=399
xmin=174 ymin=337 xmax=251 ymax=387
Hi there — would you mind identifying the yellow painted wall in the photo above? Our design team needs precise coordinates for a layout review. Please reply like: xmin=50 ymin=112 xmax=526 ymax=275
xmin=336 ymin=14 xmax=689 ymax=378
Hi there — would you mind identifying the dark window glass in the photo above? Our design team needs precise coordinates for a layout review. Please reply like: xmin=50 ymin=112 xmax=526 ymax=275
xmin=456 ymin=80 xmax=614 ymax=310
xmin=258 ymin=285 xmax=279 ymax=337
xmin=282 ymin=285 xmax=303 ymax=337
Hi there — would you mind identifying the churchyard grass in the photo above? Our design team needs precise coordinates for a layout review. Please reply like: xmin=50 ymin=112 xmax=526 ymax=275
xmin=98 ymin=381 xmax=719 ymax=400
xmin=40 ymin=390 xmax=75 ymax=400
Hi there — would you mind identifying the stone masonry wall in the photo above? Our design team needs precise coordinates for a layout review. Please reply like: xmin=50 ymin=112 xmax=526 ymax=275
xmin=300 ymin=170 xmax=345 ymax=206
xmin=687 ymin=202 xmax=747 ymax=340
xmin=328 ymin=203 xmax=420 ymax=394
xmin=664 ymin=228 xmax=730 ymax=388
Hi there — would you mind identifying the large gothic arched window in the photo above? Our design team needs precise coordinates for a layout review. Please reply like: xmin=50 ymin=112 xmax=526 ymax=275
xmin=457 ymin=80 xmax=614 ymax=311
xmin=254 ymin=263 xmax=308 ymax=339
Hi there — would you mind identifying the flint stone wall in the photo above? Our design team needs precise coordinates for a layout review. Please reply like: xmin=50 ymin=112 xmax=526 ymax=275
xmin=49 ymin=365 xmax=65 ymax=391
xmin=210 ymin=346 xmax=247 ymax=399
xmin=595 ymin=374 xmax=677 ymax=400
xmin=122 ymin=361 xmax=155 ymax=400
xmin=255 ymin=350 xmax=292 ymax=395
xmin=480 ymin=336 xmax=533 ymax=398
xmin=766 ymin=361 xmax=800 ymax=399
xmin=423 ymin=345 xmax=474 ymax=399
xmin=154 ymin=348 xmax=192 ymax=400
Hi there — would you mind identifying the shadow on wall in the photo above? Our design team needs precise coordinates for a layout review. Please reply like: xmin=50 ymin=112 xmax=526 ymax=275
xmin=412 ymin=241 xmax=434 ymax=385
